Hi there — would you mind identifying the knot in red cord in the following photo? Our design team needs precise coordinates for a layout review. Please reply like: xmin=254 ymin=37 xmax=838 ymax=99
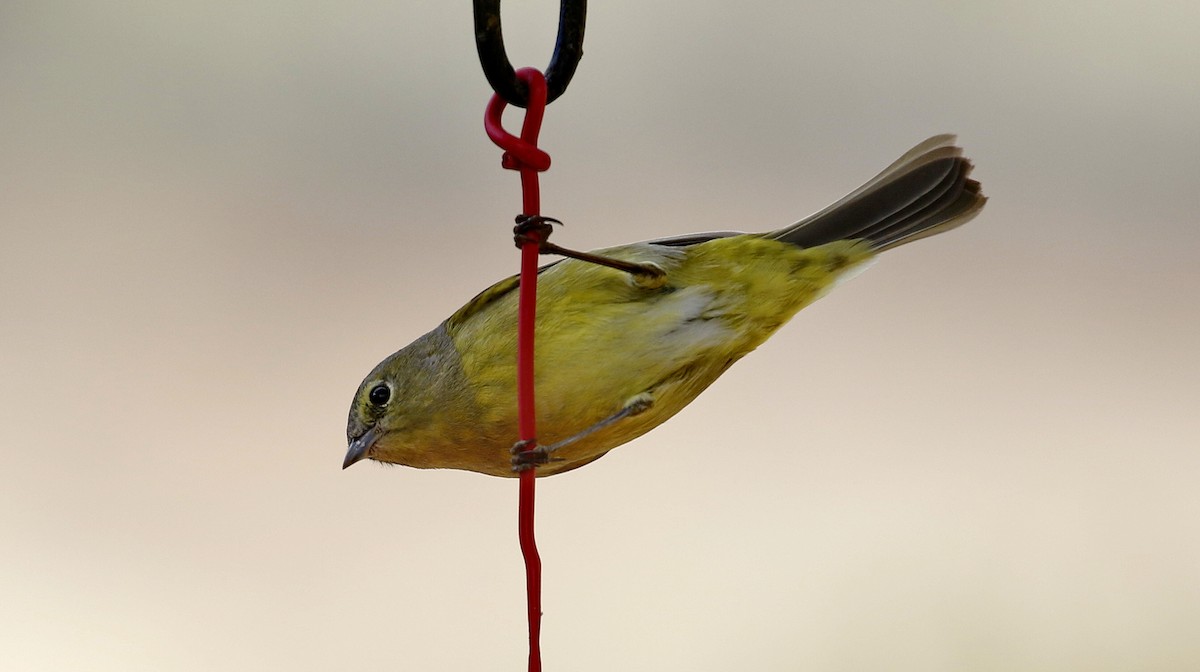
xmin=485 ymin=68 xmax=551 ymax=175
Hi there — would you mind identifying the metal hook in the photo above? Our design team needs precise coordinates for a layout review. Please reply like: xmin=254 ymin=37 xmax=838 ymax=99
xmin=473 ymin=0 xmax=587 ymax=108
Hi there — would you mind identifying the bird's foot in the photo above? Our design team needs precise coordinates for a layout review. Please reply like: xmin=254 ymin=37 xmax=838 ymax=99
xmin=510 ymin=438 xmax=563 ymax=472
xmin=512 ymin=215 xmax=562 ymax=248
xmin=513 ymin=214 xmax=667 ymax=288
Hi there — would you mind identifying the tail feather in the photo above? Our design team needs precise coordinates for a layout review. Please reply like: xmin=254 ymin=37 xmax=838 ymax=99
xmin=767 ymin=135 xmax=985 ymax=252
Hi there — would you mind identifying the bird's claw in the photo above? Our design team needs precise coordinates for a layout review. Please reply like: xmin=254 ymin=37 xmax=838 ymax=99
xmin=510 ymin=439 xmax=562 ymax=472
xmin=513 ymin=215 xmax=563 ymax=248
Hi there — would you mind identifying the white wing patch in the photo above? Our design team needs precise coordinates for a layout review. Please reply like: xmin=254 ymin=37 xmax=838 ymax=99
xmin=641 ymin=285 xmax=734 ymax=363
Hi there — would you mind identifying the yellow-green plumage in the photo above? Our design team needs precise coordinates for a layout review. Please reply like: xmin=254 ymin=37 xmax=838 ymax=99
xmin=345 ymin=135 xmax=986 ymax=476
xmin=444 ymin=236 xmax=873 ymax=475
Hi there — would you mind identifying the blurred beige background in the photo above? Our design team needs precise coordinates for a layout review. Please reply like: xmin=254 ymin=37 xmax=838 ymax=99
xmin=3 ymin=1 xmax=1198 ymax=670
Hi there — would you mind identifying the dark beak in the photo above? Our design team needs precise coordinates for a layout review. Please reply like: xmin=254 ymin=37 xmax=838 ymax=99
xmin=343 ymin=426 xmax=379 ymax=470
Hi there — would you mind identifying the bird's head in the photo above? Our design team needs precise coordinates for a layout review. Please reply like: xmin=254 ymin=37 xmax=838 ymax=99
xmin=343 ymin=324 xmax=477 ymax=470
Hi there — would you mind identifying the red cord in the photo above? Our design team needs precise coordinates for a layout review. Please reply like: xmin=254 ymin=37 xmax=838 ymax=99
xmin=484 ymin=68 xmax=549 ymax=672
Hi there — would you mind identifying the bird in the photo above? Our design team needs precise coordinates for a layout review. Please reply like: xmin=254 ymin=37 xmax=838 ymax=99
xmin=344 ymin=134 xmax=985 ymax=477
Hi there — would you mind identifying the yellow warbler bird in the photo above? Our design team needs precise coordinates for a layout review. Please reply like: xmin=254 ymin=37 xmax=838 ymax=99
xmin=344 ymin=135 xmax=985 ymax=476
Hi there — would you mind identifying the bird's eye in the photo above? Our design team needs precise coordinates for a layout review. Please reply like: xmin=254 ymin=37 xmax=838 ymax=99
xmin=368 ymin=383 xmax=391 ymax=407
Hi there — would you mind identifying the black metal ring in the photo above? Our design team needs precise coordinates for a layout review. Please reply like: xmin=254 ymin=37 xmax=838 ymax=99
xmin=473 ymin=0 xmax=587 ymax=108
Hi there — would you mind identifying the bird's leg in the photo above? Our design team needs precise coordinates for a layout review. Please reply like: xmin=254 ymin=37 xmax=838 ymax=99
xmin=514 ymin=215 xmax=667 ymax=287
xmin=511 ymin=393 xmax=655 ymax=471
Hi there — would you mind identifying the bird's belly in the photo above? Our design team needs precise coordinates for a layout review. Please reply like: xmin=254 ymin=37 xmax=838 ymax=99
xmin=531 ymin=356 xmax=737 ymax=475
